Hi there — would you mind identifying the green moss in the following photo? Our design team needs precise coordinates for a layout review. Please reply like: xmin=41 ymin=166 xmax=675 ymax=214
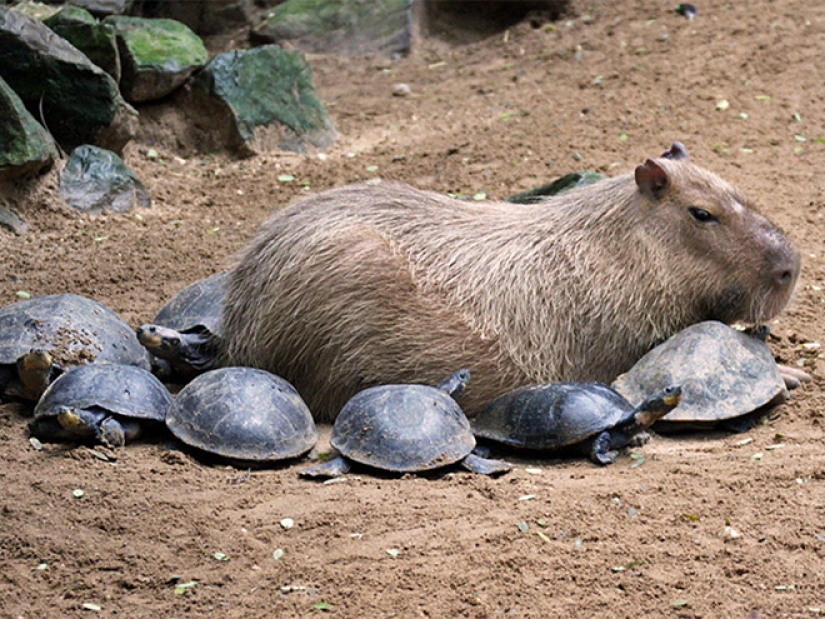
xmin=105 ymin=16 xmax=207 ymax=70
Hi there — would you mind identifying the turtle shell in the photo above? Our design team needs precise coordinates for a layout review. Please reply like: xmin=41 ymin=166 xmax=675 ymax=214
xmin=471 ymin=382 xmax=634 ymax=450
xmin=612 ymin=321 xmax=786 ymax=424
xmin=0 ymin=293 xmax=150 ymax=371
xmin=330 ymin=383 xmax=476 ymax=473
xmin=33 ymin=363 xmax=172 ymax=423
xmin=166 ymin=367 xmax=317 ymax=463
xmin=152 ymin=272 xmax=226 ymax=336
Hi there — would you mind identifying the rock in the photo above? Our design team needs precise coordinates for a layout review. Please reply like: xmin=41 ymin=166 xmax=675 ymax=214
xmin=131 ymin=0 xmax=252 ymax=36
xmin=0 ymin=206 xmax=29 ymax=235
xmin=180 ymin=45 xmax=336 ymax=156
xmin=9 ymin=1 xmax=61 ymax=21
xmin=58 ymin=144 xmax=150 ymax=213
xmin=250 ymin=0 xmax=413 ymax=57
xmin=43 ymin=6 xmax=121 ymax=82
xmin=0 ymin=75 xmax=59 ymax=182
xmin=0 ymin=7 xmax=138 ymax=153
xmin=104 ymin=15 xmax=208 ymax=103
xmin=392 ymin=83 xmax=411 ymax=97
xmin=506 ymin=171 xmax=606 ymax=204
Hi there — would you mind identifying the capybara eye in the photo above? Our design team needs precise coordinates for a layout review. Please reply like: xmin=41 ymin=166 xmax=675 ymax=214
xmin=689 ymin=207 xmax=717 ymax=224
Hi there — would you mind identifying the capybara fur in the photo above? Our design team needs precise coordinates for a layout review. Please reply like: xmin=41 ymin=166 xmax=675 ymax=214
xmin=220 ymin=143 xmax=800 ymax=422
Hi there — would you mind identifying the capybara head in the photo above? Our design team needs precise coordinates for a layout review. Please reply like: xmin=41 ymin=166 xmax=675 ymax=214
xmin=632 ymin=141 xmax=800 ymax=325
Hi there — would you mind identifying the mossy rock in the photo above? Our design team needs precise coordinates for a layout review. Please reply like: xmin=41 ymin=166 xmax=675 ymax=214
xmin=104 ymin=15 xmax=207 ymax=102
xmin=183 ymin=45 xmax=336 ymax=156
xmin=0 ymin=7 xmax=137 ymax=153
xmin=43 ymin=6 xmax=121 ymax=82
xmin=251 ymin=0 xmax=412 ymax=56
xmin=0 ymin=75 xmax=58 ymax=181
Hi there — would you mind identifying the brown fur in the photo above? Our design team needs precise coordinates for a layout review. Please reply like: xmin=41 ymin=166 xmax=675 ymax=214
xmin=220 ymin=145 xmax=800 ymax=422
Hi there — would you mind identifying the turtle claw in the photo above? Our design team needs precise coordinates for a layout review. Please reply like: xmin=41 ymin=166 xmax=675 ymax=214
xmin=627 ymin=431 xmax=651 ymax=448
xmin=777 ymin=364 xmax=810 ymax=391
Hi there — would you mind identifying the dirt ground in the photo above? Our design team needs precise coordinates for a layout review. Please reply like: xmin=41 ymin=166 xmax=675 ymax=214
xmin=3 ymin=0 xmax=825 ymax=616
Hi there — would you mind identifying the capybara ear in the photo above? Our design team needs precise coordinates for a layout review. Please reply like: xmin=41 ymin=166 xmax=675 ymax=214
xmin=635 ymin=159 xmax=670 ymax=198
xmin=661 ymin=141 xmax=689 ymax=161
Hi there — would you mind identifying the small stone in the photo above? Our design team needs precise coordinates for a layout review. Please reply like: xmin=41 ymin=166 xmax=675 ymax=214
xmin=392 ymin=83 xmax=411 ymax=97
xmin=723 ymin=526 xmax=741 ymax=541
xmin=273 ymin=548 xmax=284 ymax=561
xmin=72 ymin=489 xmax=85 ymax=499
xmin=29 ymin=437 xmax=43 ymax=451
xmin=280 ymin=518 xmax=294 ymax=530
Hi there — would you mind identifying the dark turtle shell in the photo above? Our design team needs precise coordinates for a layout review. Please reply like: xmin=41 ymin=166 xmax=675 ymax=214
xmin=152 ymin=272 xmax=226 ymax=335
xmin=612 ymin=321 xmax=787 ymax=425
xmin=32 ymin=363 xmax=172 ymax=424
xmin=471 ymin=382 xmax=635 ymax=450
xmin=330 ymin=383 xmax=476 ymax=473
xmin=0 ymin=293 xmax=150 ymax=379
xmin=166 ymin=367 xmax=317 ymax=463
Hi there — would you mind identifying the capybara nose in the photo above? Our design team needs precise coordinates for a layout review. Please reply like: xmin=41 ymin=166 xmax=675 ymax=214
xmin=774 ymin=250 xmax=801 ymax=288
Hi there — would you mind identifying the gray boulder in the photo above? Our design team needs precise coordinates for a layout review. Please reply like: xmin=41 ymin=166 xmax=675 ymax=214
xmin=0 ymin=75 xmax=59 ymax=182
xmin=43 ymin=5 xmax=121 ymax=82
xmin=179 ymin=45 xmax=336 ymax=157
xmin=251 ymin=0 xmax=412 ymax=57
xmin=103 ymin=15 xmax=208 ymax=103
xmin=0 ymin=7 xmax=138 ymax=153
xmin=58 ymin=144 xmax=150 ymax=213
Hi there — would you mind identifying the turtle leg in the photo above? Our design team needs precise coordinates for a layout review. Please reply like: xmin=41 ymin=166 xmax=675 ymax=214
xmin=298 ymin=456 xmax=351 ymax=479
xmin=588 ymin=431 xmax=618 ymax=465
xmin=98 ymin=417 xmax=129 ymax=448
xmin=460 ymin=453 xmax=512 ymax=476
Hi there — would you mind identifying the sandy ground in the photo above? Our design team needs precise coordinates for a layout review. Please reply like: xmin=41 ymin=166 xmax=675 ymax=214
xmin=2 ymin=0 xmax=825 ymax=617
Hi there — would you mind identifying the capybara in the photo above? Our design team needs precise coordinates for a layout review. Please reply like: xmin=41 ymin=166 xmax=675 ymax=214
xmin=220 ymin=143 xmax=800 ymax=422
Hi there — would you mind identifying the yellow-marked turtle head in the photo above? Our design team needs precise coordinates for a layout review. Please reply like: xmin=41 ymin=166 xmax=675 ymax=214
xmin=18 ymin=349 xmax=53 ymax=372
xmin=57 ymin=406 xmax=83 ymax=430
xmin=136 ymin=324 xmax=163 ymax=349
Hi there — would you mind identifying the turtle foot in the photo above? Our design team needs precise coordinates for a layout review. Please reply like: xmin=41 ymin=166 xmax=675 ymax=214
xmin=589 ymin=431 xmax=618 ymax=465
xmin=778 ymin=364 xmax=811 ymax=391
xmin=299 ymin=456 xmax=351 ymax=479
xmin=461 ymin=453 xmax=512 ymax=476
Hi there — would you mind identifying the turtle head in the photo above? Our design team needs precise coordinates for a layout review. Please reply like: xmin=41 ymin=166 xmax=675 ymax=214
xmin=137 ymin=324 xmax=182 ymax=359
xmin=436 ymin=369 xmax=471 ymax=399
xmin=56 ymin=405 xmax=84 ymax=430
xmin=633 ymin=385 xmax=682 ymax=429
xmin=16 ymin=349 xmax=56 ymax=401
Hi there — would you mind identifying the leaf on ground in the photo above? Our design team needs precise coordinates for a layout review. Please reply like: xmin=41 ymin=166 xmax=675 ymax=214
xmin=174 ymin=580 xmax=198 ymax=594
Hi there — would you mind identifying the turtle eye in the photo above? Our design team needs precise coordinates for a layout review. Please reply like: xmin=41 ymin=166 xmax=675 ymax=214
xmin=688 ymin=206 xmax=718 ymax=224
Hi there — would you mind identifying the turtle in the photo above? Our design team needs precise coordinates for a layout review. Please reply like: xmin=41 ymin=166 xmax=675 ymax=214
xmin=29 ymin=363 xmax=172 ymax=447
xmin=165 ymin=366 xmax=318 ymax=466
xmin=612 ymin=320 xmax=789 ymax=432
xmin=136 ymin=272 xmax=226 ymax=381
xmin=471 ymin=382 xmax=682 ymax=465
xmin=299 ymin=369 xmax=512 ymax=478
xmin=0 ymin=293 xmax=151 ymax=401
